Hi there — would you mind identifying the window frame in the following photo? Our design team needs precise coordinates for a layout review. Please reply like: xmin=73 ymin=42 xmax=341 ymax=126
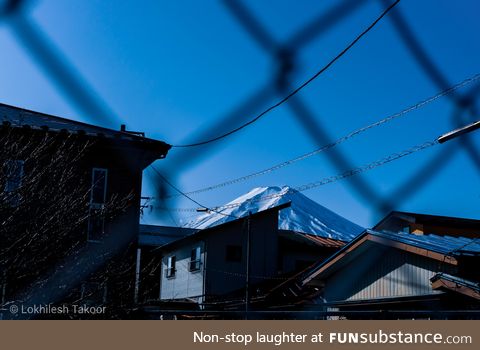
xmin=189 ymin=246 xmax=201 ymax=272
xmin=87 ymin=206 xmax=106 ymax=242
xmin=87 ymin=168 xmax=108 ymax=242
xmin=90 ymin=168 xmax=108 ymax=205
xmin=166 ymin=255 xmax=176 ymax=278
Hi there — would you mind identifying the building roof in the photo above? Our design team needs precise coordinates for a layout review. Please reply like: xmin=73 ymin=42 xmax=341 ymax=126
xmin=157 ymin=202 xmax=291 ymax=251
xmin=143 ymin=208 xmax=345 ymax=251
xmin=300 ymin=233 xmax=346 ymax=248
xmin=372 ymin=230 xmax=480 ymax=256
xmin=279 ymin=230 xmax=346 ymax=248
xmin=302 ymin=229 xmax=480 ymax=285
xmin=138 ymin=225 xmax=197 ymax=247
xmin=0 ymin=102 xmax=171 ymax=153
xmin=374 ymin=211 xmax=480 ymax=232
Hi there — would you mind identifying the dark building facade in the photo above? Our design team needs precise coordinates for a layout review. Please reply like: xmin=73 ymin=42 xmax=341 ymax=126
xmin=0 ymin=103 xmax=170 ymax=318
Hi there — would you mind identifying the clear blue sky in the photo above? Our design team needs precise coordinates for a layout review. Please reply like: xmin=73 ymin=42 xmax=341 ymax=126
xmin=0 ymin=0 xmax=479 ymax=228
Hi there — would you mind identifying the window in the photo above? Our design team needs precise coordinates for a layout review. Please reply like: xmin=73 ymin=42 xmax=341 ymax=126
xmin=87 ymin=168 xmax=107 ymax=242
xmin=87 ymin=207 xmax=105 ymax=242
xmin=4 ymin=160 xmax=24 ymax=206
xmin=189 ymin=246 xmax=201 ymax=271
xmin=90 ymin=168 xmax=107 ymax=205
xmin=166 ymin=256 xmax=176 ymax=278
xmin=225 ymin=245 xmax=242 ymax=262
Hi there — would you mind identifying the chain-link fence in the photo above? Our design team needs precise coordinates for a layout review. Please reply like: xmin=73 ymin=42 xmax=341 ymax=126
xmin=1 ymin=0 xmax=479 ymax=316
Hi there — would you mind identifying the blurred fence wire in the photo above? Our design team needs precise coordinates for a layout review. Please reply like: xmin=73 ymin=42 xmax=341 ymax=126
xmin=1 ymin=0 xmax=479 ymax=310
xmin=157 ymin=0 xmax=480 ymax=217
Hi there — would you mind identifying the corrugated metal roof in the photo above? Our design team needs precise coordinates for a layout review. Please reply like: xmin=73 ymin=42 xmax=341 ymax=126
xmin=302 ymin=229 xmax=480 ymax=285
xmin=369 ymin=230 xmax=480 ymax=256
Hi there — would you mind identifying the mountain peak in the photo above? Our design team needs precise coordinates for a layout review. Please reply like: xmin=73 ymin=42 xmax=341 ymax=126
xmin=185 ymin=186 xmax=364 ymax=241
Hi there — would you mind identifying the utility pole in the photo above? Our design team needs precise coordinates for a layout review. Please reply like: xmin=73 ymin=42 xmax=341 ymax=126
xmin=245 ymin=211 xmax=251 ymax=320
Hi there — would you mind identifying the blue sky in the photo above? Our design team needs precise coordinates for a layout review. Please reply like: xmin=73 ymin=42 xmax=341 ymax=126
xmin=0 ymin=0 xmax=479 ymax=227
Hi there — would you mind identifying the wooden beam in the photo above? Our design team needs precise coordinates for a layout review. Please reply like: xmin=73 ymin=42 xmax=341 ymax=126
xmin=432 ymin=278 xmax=480 ymax=300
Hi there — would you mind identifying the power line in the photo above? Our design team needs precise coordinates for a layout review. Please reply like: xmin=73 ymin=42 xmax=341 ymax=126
xmin=296 ymin=140 xmax=437 ymax=192
xmin=171 ymin=0 xmax=401 ymax=148
xmin=149 ymin=165 xmax=240 ymax=220
xmin=158 ymin=138 xmax=439 ymax=213
xmin=166 ymin=73 xmax=480 ymax=198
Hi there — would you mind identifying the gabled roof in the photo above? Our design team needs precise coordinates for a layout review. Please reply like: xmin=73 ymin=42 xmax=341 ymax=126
xmin=302 ymin=229 xmax=480 ymax=285
xmin=0 ymin=103 xmax=171 ymax=153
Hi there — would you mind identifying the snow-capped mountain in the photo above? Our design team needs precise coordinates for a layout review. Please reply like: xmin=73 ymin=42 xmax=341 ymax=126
xmin=186 ymin=186 xmax=364 ymax=241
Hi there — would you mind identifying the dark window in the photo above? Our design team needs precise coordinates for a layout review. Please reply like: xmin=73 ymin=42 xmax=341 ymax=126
xmin=88 ymin=168 xmax=107 ymax=242
xmin=166 ymin=256 xmax=176 ymax=278
xmin=225 ymin=245 xmax=242 ymax=262
xmin=90 ymin=168 xmax=107 ymax=204
xmin=189 ymin=247 xmax=201 ymax=271
xmin=87 ymin=207 xmax=105 ymax=242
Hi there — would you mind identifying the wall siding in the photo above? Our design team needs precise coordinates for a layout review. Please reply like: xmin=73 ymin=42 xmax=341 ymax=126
xmin=159 ymin=210 xmax=280 ymax=302
xmin=204 ymin=211 xmax=279 ymax=299
xmin=324 ymin=245 xmax=455 ymax=302
xmin=160 ymin=242 xmax=205 ymax=302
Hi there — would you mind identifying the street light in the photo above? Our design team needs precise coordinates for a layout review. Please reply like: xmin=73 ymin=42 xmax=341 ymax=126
xmin=438 ymin=120 xmax=480 ymax=144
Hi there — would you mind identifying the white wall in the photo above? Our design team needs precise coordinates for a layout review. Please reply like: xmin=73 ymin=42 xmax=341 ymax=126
xmin=160 ymin=241 xmax=205 ymax=302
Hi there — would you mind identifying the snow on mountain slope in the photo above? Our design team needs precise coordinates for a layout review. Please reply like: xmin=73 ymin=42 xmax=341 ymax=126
xmin=186 ymin=186 xmax=364 ymax=241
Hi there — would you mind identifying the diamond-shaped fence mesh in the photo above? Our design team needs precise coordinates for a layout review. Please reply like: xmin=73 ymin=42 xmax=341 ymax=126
xmin=1 ymin=0 xmax=479 ymax=315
